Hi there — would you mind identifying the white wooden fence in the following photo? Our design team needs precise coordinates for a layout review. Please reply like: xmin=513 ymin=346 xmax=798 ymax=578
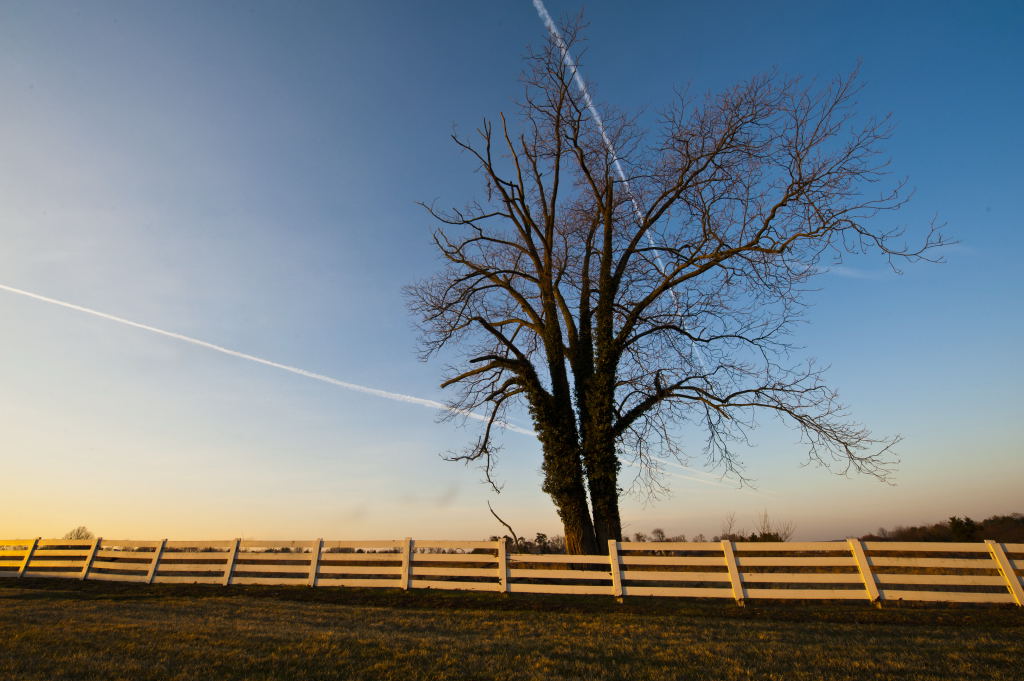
xmin=2 ymin=537 xmax=1021 ymax=606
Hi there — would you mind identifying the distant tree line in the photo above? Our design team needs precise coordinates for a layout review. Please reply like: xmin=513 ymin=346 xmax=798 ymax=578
xmin=489 ymin=511 xmax=796 ymax=553
xmin=488 ymin=511 xmax=1024 ymax=551
xmin=862 ymin=513 xmax=1024 ymax=543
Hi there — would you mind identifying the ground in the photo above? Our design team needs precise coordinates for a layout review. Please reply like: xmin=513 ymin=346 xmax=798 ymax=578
xmin=1 ymin=579 xmax=1021 ymax=680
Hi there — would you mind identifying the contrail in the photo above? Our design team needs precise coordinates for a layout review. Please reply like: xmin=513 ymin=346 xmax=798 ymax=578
xmin=3 ymin=282 xmax=750 ymax=489
xmin=622 ymin=459 xmax=772 ymax=495
xmin=531 ymin=0 xmax=643 ymax=223
xmin=662 ymin=460 xmax=736 ymax=485
xmin=662 ymin=459 xmax=774 ymax=496
xmin=532 ymin=0 xmax=705 ymax=371
xmin=0 ymin=282 xmax=536 ymax=436
xmin=621 ymin=460 xmax=733 ymax=489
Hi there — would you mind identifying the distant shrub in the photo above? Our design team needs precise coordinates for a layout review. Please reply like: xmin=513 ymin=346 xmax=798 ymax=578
xmin=487 ymin=533 xmax=567 ymax=554
xmin=713 ymin=511 xmax=796 ymax=542
xmin=62 ymin=526 xmax=95 ymax=540
xmin=632 ymin=529 xmax=688 ymax=543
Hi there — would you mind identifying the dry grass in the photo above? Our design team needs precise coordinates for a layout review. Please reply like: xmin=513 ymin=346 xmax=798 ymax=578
xmin=2 ymin=578 xmax=1022 ymax=680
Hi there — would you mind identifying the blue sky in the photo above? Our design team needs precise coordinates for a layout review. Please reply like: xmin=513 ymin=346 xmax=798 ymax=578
xmin=1 ymin=0 xmax=1021 ymax=541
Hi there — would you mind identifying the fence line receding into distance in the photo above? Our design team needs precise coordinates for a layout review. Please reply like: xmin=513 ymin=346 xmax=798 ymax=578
xmin=2 ymin=537 xmax=1021 ymax=606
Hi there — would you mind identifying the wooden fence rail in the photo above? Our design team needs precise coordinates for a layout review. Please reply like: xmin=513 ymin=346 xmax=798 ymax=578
xmin=1 ymin=537 xmax=1021 ymax=606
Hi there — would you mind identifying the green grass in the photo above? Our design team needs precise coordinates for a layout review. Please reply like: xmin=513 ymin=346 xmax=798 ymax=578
xmin=2 ymin=579 xmax=1021 ymax=680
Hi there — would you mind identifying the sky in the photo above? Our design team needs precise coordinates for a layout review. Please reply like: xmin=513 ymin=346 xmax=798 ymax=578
xmin=1 ymin=0 xmax=1022 ymax=542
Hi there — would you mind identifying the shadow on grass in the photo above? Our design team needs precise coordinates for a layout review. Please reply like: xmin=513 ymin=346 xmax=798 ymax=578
xmin=3 ymin=577 xmax=1022 ymax=629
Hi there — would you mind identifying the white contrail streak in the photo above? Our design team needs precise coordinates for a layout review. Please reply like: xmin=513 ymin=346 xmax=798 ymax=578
xmin=621 ymin=460 xmax=733 ymax=489
xmin=0 ymin=282 xmax=536 ymax=436
xmin=3 ymin=282 xmax=749 ymax=489
xmin=622 ymin=460 xmax=772 ymax=495
xmin=662 ymin=460 xmax=736 ymax=485
xmin=532 ymin=0 xmax=706 ymax=371
xmin=531 ymin=0 xmax=655 ymax=259
xmin=662 ymin=459 xmax=774 ymax=496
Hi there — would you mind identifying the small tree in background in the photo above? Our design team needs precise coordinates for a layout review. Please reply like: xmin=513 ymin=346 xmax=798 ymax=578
xmin=716 ymin=510 xmax=795 ymax=542
xmin=946 ymin=516 xmax=980 ymax=541
xmin=62 ymin=526 xmax=94 ymax=540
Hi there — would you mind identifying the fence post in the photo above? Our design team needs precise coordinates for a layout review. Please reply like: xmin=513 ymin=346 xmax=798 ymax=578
xmin=147 ymin=539 xmax=166 ymax=585
xmin=223 ymin=539 xmax=240 ymax=587
xmin=80 ymin=537 xmax=101 ymax=580
xmin=985 ymin=540 xmax=1024 ymax=607
xmin=400 ymin=537 xmax=413 ymax=590
xmin=308 ymin=538 xmax=322 ymax=587
xmin=17 ymin=538 xmax=39 ymax=578
xmin=496 ymin=538 xmax=510 ymax=594
xmin=608 ymin=539 xmax=624 ymax=601
xmin=721 ymin=540 xmax=745 ymax=606
xmin=848 ymin=538 xmax=881 ymax=606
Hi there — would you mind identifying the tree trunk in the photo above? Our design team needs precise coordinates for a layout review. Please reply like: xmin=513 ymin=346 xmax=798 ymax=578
xmin=542 ymin=441 xmax=598 ymax=555
xmin=579 ymin=367 xmax=622 ymax=551
xmin=552 ymin=482 xmax=598 ymax=555
xmin=583 ymin=437 xmax=622 ymax=550
xmin=533 ymin=403 xmax=598 ymax=555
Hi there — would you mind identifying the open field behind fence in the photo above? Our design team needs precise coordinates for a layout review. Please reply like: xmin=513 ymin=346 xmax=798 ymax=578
xmin=2 ymin=537 xmax=1022 ymax=606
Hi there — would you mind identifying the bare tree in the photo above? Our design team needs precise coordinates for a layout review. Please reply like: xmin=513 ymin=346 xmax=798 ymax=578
xmin=720 ymin=513 xmax=739 ymax=540
xmin=62 ymin=526 xmax=94 ymax=540
xmin=407 ymin=22 xmax=945 ymax=554
xmin=753 ymin=509 xmax=796 ymax=542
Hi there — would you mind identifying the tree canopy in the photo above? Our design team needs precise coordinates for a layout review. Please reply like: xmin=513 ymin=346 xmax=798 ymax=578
xmin=407 ymin=22 xmax=945 ymax=554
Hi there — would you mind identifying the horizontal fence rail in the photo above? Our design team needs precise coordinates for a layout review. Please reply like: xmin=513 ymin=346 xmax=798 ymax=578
xmin=1 ymin=537 xmax=1021 ymax=606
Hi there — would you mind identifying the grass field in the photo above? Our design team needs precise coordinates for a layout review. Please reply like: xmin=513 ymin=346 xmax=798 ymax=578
xmin=2 ymin=578 xmax=1021 ymax=680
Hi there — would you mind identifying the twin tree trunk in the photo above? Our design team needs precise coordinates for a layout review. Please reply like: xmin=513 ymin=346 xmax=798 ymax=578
xmin=530 ymin=243 xmax=624 ymax=555
xmin=533 ymin=370 xmax=622 ymax=556
xmin=535 ymin=428 xmax=621 ymax=555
